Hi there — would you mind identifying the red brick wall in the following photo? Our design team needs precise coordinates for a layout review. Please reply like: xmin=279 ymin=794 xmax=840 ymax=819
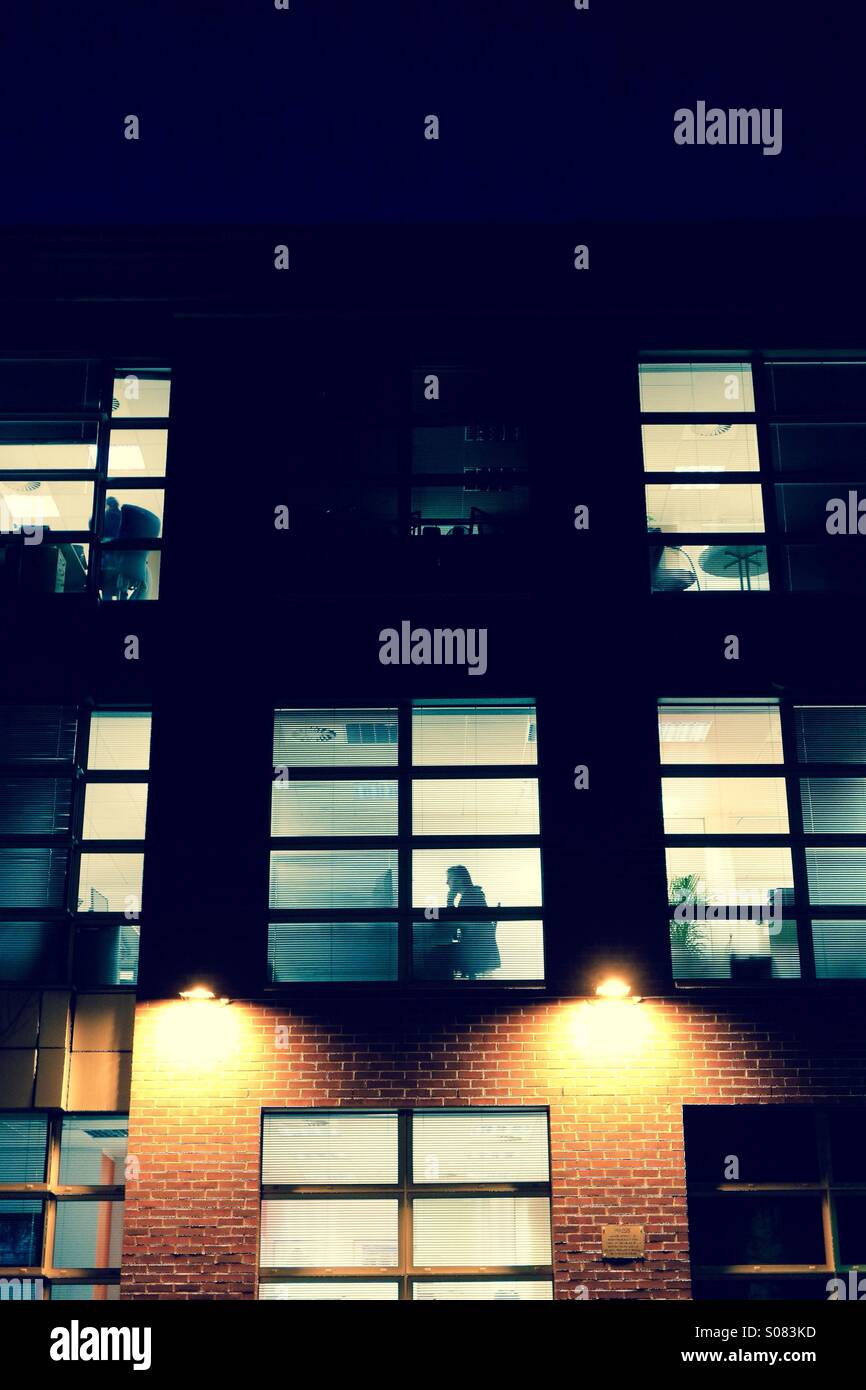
xmin=120 ymin=995 xmax=866 ymax=1300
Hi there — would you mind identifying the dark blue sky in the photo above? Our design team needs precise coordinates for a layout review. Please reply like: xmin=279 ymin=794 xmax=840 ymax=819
xmin=0 ymin=0 xmax=858 ymax=223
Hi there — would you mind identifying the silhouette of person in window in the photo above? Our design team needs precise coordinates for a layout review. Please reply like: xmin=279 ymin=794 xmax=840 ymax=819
xmin=446 ymin=864 xmax=501 ymax=979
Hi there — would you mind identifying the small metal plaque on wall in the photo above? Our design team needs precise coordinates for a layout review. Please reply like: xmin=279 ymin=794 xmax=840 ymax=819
xmin=601 ymin=1224 xmax=646 ymax=1259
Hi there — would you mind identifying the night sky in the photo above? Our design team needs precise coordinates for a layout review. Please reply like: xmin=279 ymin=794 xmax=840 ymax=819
xmin=0 ymin=0 xmax=859 ymax=224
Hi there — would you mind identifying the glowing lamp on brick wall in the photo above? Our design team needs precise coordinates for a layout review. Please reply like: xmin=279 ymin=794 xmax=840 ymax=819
xmin=595 ymin=976 xmax=630 ymax=999
xmin=179 ymin=983 xmax=230 ymax=1005
xmin=595 ymin=976 xmax=641 ymax=1002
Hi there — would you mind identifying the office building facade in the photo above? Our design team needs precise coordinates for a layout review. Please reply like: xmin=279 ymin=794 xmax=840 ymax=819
xmin=1 ymin=227 xmax=865 ymax=1301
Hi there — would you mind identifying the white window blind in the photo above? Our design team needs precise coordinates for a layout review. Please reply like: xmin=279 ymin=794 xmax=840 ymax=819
xmin=412 ymin=778 xmax=539 ymax=836
xmin=262 ymin=1113 xmax=399 ymax=1186
xmin=87 ymin=713 xmax=152 ymax=771
xmin=269 ymin=851 xmax=398 ymax=910
xmin=271 ymin=780 xmax=398 ymax=837
xmin=412 ymin=1111 xmax=549 ymax=1183
xmin=260 ymin=1199 xmax=400 ymax=1268
xmin=274 ymin=710 xmax=398 ymax=768
xmin=413 ymin=1197 xmax=551 ymax=1267
xmin=412 ymin=705 xmax=536 ymax=766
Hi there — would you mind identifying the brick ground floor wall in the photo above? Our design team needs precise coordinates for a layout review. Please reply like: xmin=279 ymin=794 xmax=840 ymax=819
xmin=120 ymin=995 xmax=866 ymax=1299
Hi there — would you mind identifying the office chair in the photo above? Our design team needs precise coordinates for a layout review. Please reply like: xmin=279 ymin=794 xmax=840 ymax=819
xmin=101 ymin=503 xmax=160 ymax=600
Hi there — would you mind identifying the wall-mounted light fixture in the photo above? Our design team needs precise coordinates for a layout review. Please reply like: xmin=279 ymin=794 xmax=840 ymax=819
xmin=595 ymin=976 xmax=641 ymax=1002
xmin=179 ymin=983 xmax=230 ymax=1005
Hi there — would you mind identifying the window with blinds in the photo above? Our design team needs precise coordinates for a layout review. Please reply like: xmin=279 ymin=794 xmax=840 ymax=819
xmin=642 ymin=355 xmax=866 ymax=596
xmin=660 ymin=699 xmax=866 ymax=982
xmin=0 ymin=359 xmax=169 ymax=602
xmin=268 ymin=702 xmax=544 ymax=985
xmin=259 ymin=1108 xmax=553 ymax=1301
xmin=0 ymin=1112 xmax=127 ymax=1299
xmin=686 ymin=1105 xmax=866 ymax=1299
xmin=0 ymin=705 xmax=150 ymax=988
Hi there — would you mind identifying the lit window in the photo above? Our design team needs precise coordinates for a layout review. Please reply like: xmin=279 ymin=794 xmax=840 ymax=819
xmin=0 ymin=1113 xmax=127 ymax=1300
xmin=0 ymin=360 xmax=169 ymax=600
xmin=0 ymin=706 xmax=150 ymax=988
xmin=660 ymin=699 xmax=866 ymax=981
xmin=259 ymin=1109 xmax=553 ymax=1301
xmin=268 ymin=704 xmax=544 ymax=984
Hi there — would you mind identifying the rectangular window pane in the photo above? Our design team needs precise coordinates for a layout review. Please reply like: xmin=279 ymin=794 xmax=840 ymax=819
xmin=666 ymin=847 xmax=794 ymax=905
xmin=259 ymin=1199 xmax=399 ymax=1268
xmin=0 ymin=360 xmax=95 ymax=413
xmin=0 ymin=706 xmax=77 ymax=763
xmin=0 ymin=480 xmax=93 ymax=531
xmin=274 ymin=710 xmax=398 ymax=768
xmin=413 ymin=919 xmax=544 ymax=982
xmin=50 ymin=1284 xmax=120 ymax=1300
xmin=100 ymin=489 xmax=164 ymax=539
xmin=87 ymin=714 xmax=151 ymax=771
xmin=76 ymin=853 xmax=143 ymax=912
xmin=260 ymin=1281 xmax=399 ymax=1300
xmin=269 ymin=851 xmax=398 ymax=910
xmin=0 ymin=1114 xmax=48 ymax=1183
xmin=412 ymin=705 xmax=536 ymax=766
xmin=688 ymin=1195 xmax=824 ymax=1266
xmin=82 ymin=784 xmax=148 ymax=840
xmin=0 ymin=1201 xmax=43 ymax=1265
xmin=412 ymin=849 xmax=542 ymax=908
xmin=801 ymin=779 xmax=866 ymax=832
xmin=412 ymin=778 xmax=539 ymax=835
xmin=0 ymin=423 xmax=97 ymax=471
xmin=52 ymin=1201 xmax=124 ymax=1268
xmin=827 ymin=1111 xmax=866 ymax=1182
xmin=772 ymin=423 xmax=866 ymax=478
xmin=659 ymin=704 xmax=783 ymax=765
xmin=0 ymin=778 xmax=72 ymax=835
xmin=642 ymin=423 xmax=760 ymax=472
xmin=796 ymin=707 xmax=866 ymax=763
xmin=671 ymin=918 xmax=801 ymax=982
xmin=0 ymin=922 xmax=67 ymax=985
xmin=651 ymin=542 xmax=769 ymax=593
xmin=685 ymin=1108 xmax=819 ymax=1185
xmin=835 ymin=1196 xmax=866 ymax=1267
xmin=775 ymin=482 xmax=860 ymax=537
xmin=268 ymin=922 xmax=397 ymax=982
xmin=411 ymin=484 xmax=529 ymax=533
xmin=98 ymin=547 xmax=160 ymax=602
xmin=413 ymin=1197 xmax=551 ymax=1267
xmin=806 ymin=849 xmax=866 ymax=906
xmin=645 ymin=483 xmax=764 ymax=533
xmin=813 ymin=921 xmax=866 ymax=979
xmin=639 ymin=363 xmax=754 ymax=413
xmin=107 ymin=430 xmax=168 ymax=478
xmin=5 ymin=541 xmax=90 ymax=596
xmin=661 ymin=778 xmax=789 ymax=834
xmin=73 ymin=923 xmax=140 ymax=987
xmin=111 ymin=375 xmax=171 ymax=419
xmin=412 ymin=1111 xmax=548 ymax=1183
xmin=767 ymin=360 xmax=866 ymax=412
xmin=784 ymin=545 xmax=866 ymax=594
xmin=58 ymin=1117 xmax=128 ymax=1185
xmin=413 ymin=1280 xmax=553 ymax=1300
xmin=0 ymin=848 xmax=68 ymax=909
xmin=73 ymin=922 xmax=139 ymax=989
xmin=262 ymin=1113 xmax=398 ymax=1185
xmin=271 ymin=780 xmax=398 ymax=837
xmin=412 ymin=425 xmax=528 ymax=475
